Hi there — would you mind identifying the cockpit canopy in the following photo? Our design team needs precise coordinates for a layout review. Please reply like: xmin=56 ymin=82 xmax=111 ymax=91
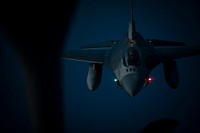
xmin=123 ymin=47 xmax=141 ymax=67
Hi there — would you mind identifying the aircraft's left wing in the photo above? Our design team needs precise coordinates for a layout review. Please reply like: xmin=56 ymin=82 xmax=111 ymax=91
xmin=155 ymin=45 xmax=200 ymax=61
xmin=62 ymin=49 xmax=107 ymax=64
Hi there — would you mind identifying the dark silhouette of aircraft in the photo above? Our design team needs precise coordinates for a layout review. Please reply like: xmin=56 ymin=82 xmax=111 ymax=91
xmin=140 ymin=119 xmax=179 ymax=133
xmin=62 ymin=0 xmax=200 ymax=97
xmin=0 ymin=1 xmax=78 ymax=133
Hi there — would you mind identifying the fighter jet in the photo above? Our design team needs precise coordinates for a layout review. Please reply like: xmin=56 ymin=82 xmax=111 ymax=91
xmin=62 ymin=1 xmax=200 ymax=97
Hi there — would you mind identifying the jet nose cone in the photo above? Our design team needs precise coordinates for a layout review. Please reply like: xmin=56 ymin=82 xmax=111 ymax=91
xmin=121 ymin=74 xmax=144 ymax=97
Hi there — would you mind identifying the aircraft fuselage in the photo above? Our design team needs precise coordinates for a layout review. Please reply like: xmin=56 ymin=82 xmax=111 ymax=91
xmin=104 ymin=32 xmax=160 ymax=96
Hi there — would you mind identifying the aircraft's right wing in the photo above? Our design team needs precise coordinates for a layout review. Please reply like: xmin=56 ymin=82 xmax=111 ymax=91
xmin=62 ymin=49 xmax=107 ymax=64
xmin=80 ymin=40 xmax=119 ymax=49
xmin=155 ymin=45 xmax=200 ymax=60
xmin=62 ymin=40 xmax=119 ymax=64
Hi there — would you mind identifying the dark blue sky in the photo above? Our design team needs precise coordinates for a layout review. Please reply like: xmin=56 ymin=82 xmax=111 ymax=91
xmin=62 ymin=0 xmax=200 ymax=133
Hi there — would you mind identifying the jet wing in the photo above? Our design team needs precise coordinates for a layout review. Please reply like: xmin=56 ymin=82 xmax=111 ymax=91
xmin=155 ymin=45 xmax=200 ymax=60
xmin=146 ymin=39 xmax=186 ymax=46
xmin=80 ymin=40 xmax=119 ymax=49
xmin=62 ymin=49 xmax=107 ymax=64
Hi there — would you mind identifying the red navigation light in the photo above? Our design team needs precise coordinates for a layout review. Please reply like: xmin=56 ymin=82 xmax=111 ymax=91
xmin=143 ymin=76 xmax=154 ymax=87
xmin=148 ymin=77 xmax=152 ymax=81
xmin=148 ymin=77 xmax=154 ymax=83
